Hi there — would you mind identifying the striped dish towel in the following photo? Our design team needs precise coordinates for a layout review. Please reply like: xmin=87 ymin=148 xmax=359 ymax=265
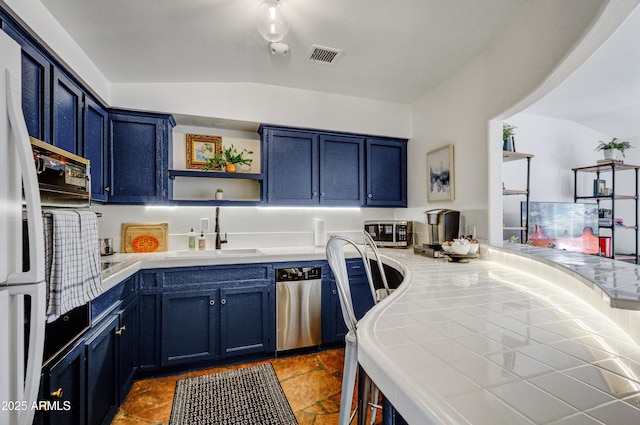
xmin=43 ymin=210 xmax=103 ymax=322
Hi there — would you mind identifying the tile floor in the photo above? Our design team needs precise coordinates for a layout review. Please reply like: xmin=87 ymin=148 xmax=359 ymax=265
xmin=111 ymin=348 xmax=382 ymax=425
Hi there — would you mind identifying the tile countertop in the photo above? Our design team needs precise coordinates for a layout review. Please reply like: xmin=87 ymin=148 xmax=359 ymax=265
xmin=99 ymin=246 xmax=331 ymax=292
xmin=357 ymin=246 xmax=640 ymax=425
xmin=501 ymin=243 xmax=640 ymax=310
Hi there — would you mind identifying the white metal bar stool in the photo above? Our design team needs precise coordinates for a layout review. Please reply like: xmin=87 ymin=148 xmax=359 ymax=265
xmin=325 ymin=235 xmax=382 ymax=425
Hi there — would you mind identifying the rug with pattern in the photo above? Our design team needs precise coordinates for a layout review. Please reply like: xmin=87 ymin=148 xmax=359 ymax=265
xmin=169 ymin=363 xmax=298 ymax=425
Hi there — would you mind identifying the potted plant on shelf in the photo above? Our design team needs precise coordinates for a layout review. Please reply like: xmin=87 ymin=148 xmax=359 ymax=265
xmin=503 ymin=122 xmax=517 ymax=152
xmin=202 ymin=152 xmax=226 ymax=171
xmin=595 ymin=137 xmax=633 ymax=162
xmin=215 ymin=188 xmax=224 ymax=200
xmin=221 ymin=144 xmax=253 ymax=173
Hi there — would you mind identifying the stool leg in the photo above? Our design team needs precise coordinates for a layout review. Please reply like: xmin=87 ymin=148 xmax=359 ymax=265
xmin=340 ymin=340 xmax=358 ymax=425
xmin=357 ymin=365 xmax=372 ymax=425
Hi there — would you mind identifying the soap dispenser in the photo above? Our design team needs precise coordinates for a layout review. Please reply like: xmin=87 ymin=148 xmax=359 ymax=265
xmin=188 ymin=228 xmax=197 ymax=250
xmin=198 ymin=231 xmax=206 ymax=250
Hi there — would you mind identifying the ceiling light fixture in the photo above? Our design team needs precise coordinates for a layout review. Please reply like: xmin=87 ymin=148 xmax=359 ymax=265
xmin=256 ymin=0 xmax=290 ymax=55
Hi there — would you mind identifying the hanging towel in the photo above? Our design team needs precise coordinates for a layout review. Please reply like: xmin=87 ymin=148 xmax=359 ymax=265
xmin=43 ymin=210 xmax=103 ymax=322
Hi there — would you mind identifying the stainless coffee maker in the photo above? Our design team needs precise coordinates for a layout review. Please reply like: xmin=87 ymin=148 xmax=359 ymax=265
xmin=425 ymin=209 xmax=460 ymax=246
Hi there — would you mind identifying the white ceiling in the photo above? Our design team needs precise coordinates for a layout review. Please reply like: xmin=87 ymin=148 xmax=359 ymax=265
xmin=524 ymin=5 xmax=640 ymax=140
xmin=41 ymin=0 xmax=526 ymax=104
xmin=39 ymin=0 xmax=640 ymax=138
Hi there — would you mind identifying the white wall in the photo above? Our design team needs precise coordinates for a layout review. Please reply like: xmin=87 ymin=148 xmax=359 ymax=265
xmin=397 ymin=0 xmax=640 ymax=246
xmin=0 ymin=0 xmax=110 ymax=103
xmin=502 ymin=113 xmax=640 ymax=254
xmin=92 ymin=204 xmax=396 ymax=252
xmin=109 ymin=82 xmax=412 ymax=139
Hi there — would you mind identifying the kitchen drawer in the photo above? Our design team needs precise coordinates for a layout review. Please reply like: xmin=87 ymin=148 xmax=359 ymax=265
xmin=162 ymin=265 xmax=271 ymax=288
xmin=91 ymin=276 xmax=136 ymax=323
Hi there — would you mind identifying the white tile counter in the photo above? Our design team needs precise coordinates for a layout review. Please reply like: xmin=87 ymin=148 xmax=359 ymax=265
xmin=358 ymin=247 xmax=640 ymax=424
xmin=99 ymin=246 xmax=331 ymax=292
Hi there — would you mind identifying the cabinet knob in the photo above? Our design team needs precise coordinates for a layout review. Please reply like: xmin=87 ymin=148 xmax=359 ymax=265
xmin=367 ymin=193 xmax=373 ymax=199
xmin=220 ymin=299 xmax=227 ymax=305
xmin=209 ymin=299 xmax=215 ymax=305
xmin=332 ymin=289 xmax=337 ymax=295
xmin=312 ymin=191 xmax=318 ymax=197
xmin=51 ymin=388 xmax=63 ymax=398
xmin=321 ymin=192 xmax=325 ymax=197
xmin=116 ymin=325 xmax=127 ymax=335
xmin=104 ymin=186 xmax=110 ymax=192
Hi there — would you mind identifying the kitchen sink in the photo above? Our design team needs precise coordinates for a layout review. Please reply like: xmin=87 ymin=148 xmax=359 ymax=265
xmin=101 ymin=261 xmax=122 ymax=271
xmin=168 ymin=250 xmax=217 ymax=257
xmin=167 ymin=248 xmax=264 ymax=257
xmin=217 ymin=248 xmax=264 ymax=256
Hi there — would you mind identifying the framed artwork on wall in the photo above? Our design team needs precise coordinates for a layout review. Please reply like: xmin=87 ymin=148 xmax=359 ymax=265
xmin=186 ymin=134 xmax=222 ymax=169
xmin=427 ymin=144 xmax=454 ymax=202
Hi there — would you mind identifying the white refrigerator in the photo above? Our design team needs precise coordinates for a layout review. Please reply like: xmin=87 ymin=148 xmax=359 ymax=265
xmin=0 ymin=30 xmax=46 ymax=425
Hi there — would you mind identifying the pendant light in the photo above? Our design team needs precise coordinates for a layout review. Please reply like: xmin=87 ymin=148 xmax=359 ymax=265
xmin=256 ymin=0 xmax=289 ymax=43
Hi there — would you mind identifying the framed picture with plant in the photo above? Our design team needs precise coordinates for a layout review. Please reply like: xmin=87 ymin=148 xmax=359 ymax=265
xmin=186 ymin=134 xmax=222 ymax=169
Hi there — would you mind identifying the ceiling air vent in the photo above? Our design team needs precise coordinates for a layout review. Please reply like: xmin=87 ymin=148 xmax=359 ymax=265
xmin=306 ymin=45 xmax=343 ymax=65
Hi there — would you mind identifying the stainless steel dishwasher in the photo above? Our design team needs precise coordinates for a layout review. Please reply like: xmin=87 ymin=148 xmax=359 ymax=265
xmin=276 ymin=266 xmax=322 ymax=351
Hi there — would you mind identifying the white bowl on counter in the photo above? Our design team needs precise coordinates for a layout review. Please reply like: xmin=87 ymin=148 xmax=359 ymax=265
xmin=451 ymin=240 xmax=471 ymax=255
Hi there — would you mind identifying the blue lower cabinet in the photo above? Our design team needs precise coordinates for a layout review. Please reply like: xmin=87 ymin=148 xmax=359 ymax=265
xmin=382 ymin=396 xmax=409 ymax=425
xmin=138 ymin=292 xmax=160 ymax=371
xmin=85 ymin=315 xmax=119 ymax=425
xmin=220 ymin=283 xmax=275 ymax=357
xmin=85 ymin=294 xmax=139 ymax=425
xmin=161 ymin=289 xmax=219 ymax=367
xmin=44 ymin=340 xmax=86 ymax=425
xmin=322 ymin=259 xmax=376 ymax=345
xmin=118 ymin=295 xmax=139 ymax=404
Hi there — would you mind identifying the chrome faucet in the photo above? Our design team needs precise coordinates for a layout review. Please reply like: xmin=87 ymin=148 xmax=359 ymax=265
xmin=215 ymin=207 xmax=228 ymax=250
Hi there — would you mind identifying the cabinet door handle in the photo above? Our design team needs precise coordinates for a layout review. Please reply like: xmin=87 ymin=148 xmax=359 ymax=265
xmin=368 ymin=193 xmax=373 ymax=199
xmin=116 ymin=325 xmax=127 ymax=335
xmin=51 ymin=388 xmax=63 ymax=398
xmin=209 ymin=299 xmax=215 ymax=305
xmin=220 ymin=299 xmax=227 ymax=305
xmin=104 ymin=186 xmax=110 ymax=192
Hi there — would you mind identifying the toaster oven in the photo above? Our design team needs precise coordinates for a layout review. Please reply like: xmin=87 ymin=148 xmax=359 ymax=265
xmin=364 ymin=220 xmax=413 ymax=248
xmin=30 ymin=137 xmax=90 ymax=207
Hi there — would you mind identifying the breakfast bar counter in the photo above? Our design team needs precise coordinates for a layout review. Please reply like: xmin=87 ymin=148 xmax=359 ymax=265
xmin=359 ymin=246 xmax=640 ymax=424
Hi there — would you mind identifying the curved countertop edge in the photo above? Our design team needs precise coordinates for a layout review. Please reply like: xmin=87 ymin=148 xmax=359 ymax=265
xmin=499 ymin=243 xmax=640 ymax=310
xmin=357 ymin=245 xmax=640 ymax=425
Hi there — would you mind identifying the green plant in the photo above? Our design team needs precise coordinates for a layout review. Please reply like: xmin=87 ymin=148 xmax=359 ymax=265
xmin=202 ymin=152 xmax=226 ymax=171
xmin=595 ymin=137 xmax=633 ymax=157
xmin=503 ymin=122 xmax=517 ymax=142
xmin=222 ymin=144 xmax=253 ymax=165
xmin=216 ymin=188 xmax=223 ymax=193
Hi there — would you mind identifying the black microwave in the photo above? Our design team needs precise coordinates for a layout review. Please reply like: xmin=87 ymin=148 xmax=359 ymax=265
xmin=364 ymin=220 xmax=413 ymax=248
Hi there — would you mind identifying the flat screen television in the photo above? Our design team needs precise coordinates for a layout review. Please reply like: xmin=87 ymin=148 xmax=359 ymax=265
xmin=522 ymin=202 xmax=599 ymax=254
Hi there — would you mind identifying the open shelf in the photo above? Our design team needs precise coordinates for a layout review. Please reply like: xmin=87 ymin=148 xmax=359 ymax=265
xmin=168 ymin=169 xmax=264 ymax=180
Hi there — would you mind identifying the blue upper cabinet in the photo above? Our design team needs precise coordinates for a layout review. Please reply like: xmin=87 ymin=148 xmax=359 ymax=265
xmin=262 ymin=125 xmax=406 ymax=207
xmin=83 ymin=97 xmax=109 ymax=202
xmin=366 ymin=138 xmax=407 ymax=207
xmin=266 ymin=128 xmax=320 ymax=205
xmin=2 ymin=21 xmax=51 ymax=143
xmin=320 ymin=134 xmax=365 ymax=206
xmin=109 ymin=111 xmax=175 ymax=204
xmin=52 ymin=68 xmax=83 ymax=155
